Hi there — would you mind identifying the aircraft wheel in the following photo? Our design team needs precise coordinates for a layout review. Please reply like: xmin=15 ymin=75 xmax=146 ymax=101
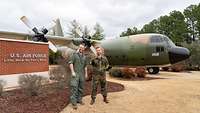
xmin=147 ymin=67 xmax=159 ymax=74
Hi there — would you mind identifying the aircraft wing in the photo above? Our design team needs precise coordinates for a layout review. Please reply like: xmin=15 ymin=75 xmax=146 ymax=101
xmin=0 ymin=31 xmax=32 ymax=40
xmin=0 ymin=31 xmax=73 ymax=46
xmin=0 ymin=31 xmax=100 ymax=47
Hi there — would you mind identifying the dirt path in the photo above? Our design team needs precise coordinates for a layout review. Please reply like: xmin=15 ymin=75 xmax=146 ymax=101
xmin=61 ymin=71 xmax=200 ymax=113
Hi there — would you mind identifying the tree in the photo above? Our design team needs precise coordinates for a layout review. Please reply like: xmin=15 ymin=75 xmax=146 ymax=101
xmin=83 ymin=25 xmax=90 ymax=36
xmin=169 ymin=10 xmax=188 ymax=43
xmin=120 ymin=27 xmax=140 ymax=37
xmin=119 ymin=3 xmax=200 ymax=43
xmin=158 ymin=15 xmax=173 ymax=37
xmin=184 ymin=4 xmax=199 ymax=41
xmin=197 ymin=3 xmax=200 ymax=37
xmin=92 ymin=23 xmax=105 ymax=40
xmin=182 ymin=41 xmax=200 ymax=70
xmin=141 ymin=19 xmax=159 ymax=33
xmin=67 ymin=19 xmax=82 ymax=38
xmin=155 ymin=11 xmax=188 ymax=43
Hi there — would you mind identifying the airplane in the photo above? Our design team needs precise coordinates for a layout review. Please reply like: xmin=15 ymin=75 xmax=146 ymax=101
xmin=0 ymin=16 xmax=191 ymax=74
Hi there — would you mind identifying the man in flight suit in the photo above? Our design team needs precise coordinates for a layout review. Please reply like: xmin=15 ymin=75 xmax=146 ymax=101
xmin=90 ymin=46 xmax=111 ymax=105
xmin=68 ymin=44 xmax=88 ymax=109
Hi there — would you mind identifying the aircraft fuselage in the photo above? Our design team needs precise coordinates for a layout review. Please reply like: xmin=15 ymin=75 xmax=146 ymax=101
xmin=100 ymin=34 xmax=190 ymax=67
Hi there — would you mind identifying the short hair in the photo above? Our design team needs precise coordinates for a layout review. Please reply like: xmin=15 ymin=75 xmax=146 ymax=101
xmin=95 ymin=46 xmax=101 ymax=49
xmin=79 ymin=43 xmax=85 ymax=46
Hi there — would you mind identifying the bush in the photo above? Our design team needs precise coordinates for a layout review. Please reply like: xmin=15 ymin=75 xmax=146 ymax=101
xmin=49 ymin=65 xmax=70 ymax=89
xmin=109 ymin=68 xmax=123 ymax=78
xmin=18 ymin=74 xmax=48 ymax=96
xmin=0 ymin=80 xmax=6 ymax=96
xmin=182 ymin=42 xmax=200 ymax=70
xmin=162 ymin=67 xmax=170 ymax=71
xmin=121 ymin=68 xmax=136 ymax=78
xmin=135 ymin=67 xmax=146 ymax=78
xmin=49 ymin=51 xmax=62 ymax=65
xmin=171 ymin=62 xmax=185 ymax=72
xmin=109 ymin=67 xmax=147 ymax=78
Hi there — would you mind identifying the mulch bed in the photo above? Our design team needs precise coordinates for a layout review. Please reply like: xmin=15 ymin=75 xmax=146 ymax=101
xmin=0 ymin=81 xmax=124 ymax=113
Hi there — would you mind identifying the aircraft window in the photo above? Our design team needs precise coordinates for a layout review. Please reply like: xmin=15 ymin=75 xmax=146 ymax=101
xmin=163 ymin=36 xmax=175 ymax=47
xmin=151 ymin=36 xmax=164 ymax=43
xmin=160 ymin=37 xmax=164 ymax=42
xmin=156 ymin=46 xmax=164 ymax=52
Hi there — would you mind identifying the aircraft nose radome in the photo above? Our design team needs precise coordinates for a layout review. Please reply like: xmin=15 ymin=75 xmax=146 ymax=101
xmin=169 ymin=47 xmax=190 ymax=64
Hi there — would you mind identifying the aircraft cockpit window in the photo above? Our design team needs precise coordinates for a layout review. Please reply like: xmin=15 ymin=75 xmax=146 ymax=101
xmin=163 ymin=36 xmax=176 ymax=47
xmin=151 ymin=36 xmax=164 ymax=43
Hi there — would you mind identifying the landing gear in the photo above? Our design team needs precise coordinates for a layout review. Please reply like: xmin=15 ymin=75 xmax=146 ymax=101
xmin=147 ymin=67 xmax=159 ymax=74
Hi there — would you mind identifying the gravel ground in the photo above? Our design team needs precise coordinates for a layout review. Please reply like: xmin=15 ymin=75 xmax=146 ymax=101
xmin=0 ymin=81 xmax=124 ymax=113
xmin=61 ymin=71 xmax=200 ymax=113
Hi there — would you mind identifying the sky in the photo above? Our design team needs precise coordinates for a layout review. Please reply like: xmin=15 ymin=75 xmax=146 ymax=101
xmin=0 ymin=0 xmax=199 ymax=38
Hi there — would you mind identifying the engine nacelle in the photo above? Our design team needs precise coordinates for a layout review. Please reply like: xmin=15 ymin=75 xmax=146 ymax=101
xmin=57 ymin=46 xmax=75 ymax=60
xmin=72 ymin=38 xmax=83 ymax=46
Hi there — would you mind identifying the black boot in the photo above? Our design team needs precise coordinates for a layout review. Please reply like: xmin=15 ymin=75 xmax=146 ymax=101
xmin=90 ymin=99 xmax=95 ymax=105
xmin=77 ymin=101 xmax=85 ymax=105
xmin=103 ymin=96 xmax=109 ymax=103
xmin=72 ymin=104 xmax=77 ymax=110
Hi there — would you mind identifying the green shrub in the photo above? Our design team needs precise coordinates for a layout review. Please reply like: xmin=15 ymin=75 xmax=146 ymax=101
xmin=18 ymin=74 xmax=47 ymax=96
xmin=49 ymin=66 xmax=70 ymax=89
xmin=182 ymin=42 xmax=200 ymax=70
xmin=49 ymin=51 xmax=62 ymax=65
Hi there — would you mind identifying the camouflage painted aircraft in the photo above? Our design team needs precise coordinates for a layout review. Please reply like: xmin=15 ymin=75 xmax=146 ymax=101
xmin=0 ymin=16 xmax=190 ymax=74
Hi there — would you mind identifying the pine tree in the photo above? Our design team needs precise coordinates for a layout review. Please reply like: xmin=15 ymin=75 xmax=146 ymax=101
xmin=67 ymin=19 xmax=82 ymax=38
xmin=92 ymin=23 xmax=105 ymax=40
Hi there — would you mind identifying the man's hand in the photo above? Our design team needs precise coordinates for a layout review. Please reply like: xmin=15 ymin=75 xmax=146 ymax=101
xmin=85 ymin=74 xmax=88 ymax=80
xmin=69 ymin=64 xmax=76 ymax=77
xmin=85 ymin=67 xmax=88 ymax=79
xmin=72 ymin=72 xmax=76 ymax=77
xmin=106 ymin=65 xmax=112 ymax=71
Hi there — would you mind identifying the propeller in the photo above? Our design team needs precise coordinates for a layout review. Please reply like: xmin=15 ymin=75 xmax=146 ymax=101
xmin=75 ymin=29 xmax=97 ymax=55
xmin=20 ymin=16 xmax=57 ymax=53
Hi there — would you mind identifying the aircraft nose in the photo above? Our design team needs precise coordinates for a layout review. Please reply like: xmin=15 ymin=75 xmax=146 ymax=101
xmin=168 ymin=47 xmax=191 ymax=64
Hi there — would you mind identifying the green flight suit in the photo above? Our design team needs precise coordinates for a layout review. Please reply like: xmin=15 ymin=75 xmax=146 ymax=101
xmin=91 ymin=56 xmax=109 ymax=100
xmin=68 ymin=52 xmax=87 ymax=105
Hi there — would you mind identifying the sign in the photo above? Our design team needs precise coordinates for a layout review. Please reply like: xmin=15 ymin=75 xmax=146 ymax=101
xmin=4 ymin=53 xmax=47 ymax=62
xmin=0 ymin=38 xmax=49 ymax=75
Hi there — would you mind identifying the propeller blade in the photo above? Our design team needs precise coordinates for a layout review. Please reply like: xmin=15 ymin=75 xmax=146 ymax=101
xmin=20 ymin=16 xmax=34 ymax=30
xmin=48 ymin=41 xmax=57 ymax=52
xmin=90 ymin=45 xmax=97 ymax=56
xmin=20 ymin=16 xmax=57 ymax=53
xmin=20 ymin=16 xmax=40 ymax=34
